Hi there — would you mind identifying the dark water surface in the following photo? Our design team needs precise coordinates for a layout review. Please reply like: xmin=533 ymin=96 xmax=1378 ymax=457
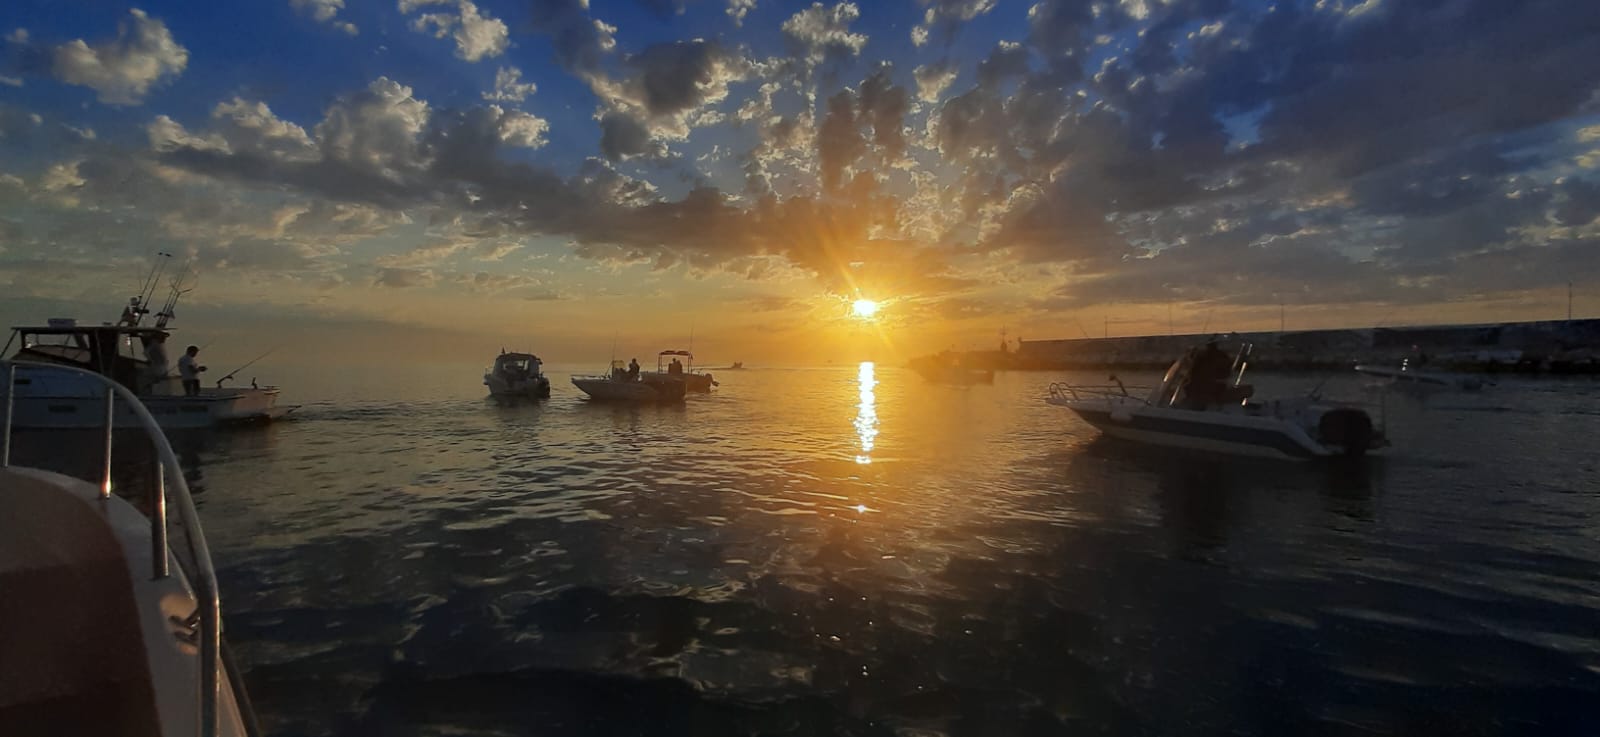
xmin=16 ymin=365 xmax=1600 ymax=735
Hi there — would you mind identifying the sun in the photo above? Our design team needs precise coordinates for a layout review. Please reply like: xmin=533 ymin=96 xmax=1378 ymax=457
xmin=851 ymin=298 xmax=880 ymax=319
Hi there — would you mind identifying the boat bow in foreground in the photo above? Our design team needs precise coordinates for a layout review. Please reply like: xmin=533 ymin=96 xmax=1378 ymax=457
xmin=1 ymin=359 xmax=258 ymax=736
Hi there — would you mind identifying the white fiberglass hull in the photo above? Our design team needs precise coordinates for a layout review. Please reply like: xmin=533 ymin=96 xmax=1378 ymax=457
xmin=1047 ymin=396 xmax=1374 ymax=461
xmin=571 ymin=376 xmax=683 ymax=402
xmin=6 ymin=366 xmax=292 ymax=429
xmin=485 ymin=373 xmax=551 ymax=398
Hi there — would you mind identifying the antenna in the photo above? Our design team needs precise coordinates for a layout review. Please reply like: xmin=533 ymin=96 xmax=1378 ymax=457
xmin=155 ymin=263 xmax=196 ymax=329
xmin=134 ymin=252 xmax=173 ymax=323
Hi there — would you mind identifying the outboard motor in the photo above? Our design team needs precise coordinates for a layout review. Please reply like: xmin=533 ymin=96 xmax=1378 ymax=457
xmin=1318 ymin=408 xmax=1374 ymax=457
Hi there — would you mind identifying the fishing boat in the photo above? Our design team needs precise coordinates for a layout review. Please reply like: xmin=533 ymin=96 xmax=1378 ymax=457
xmin=1354 ymin=361 xmax=1486 ymax=391
xmin=3 ymin=321 xmax=295 ymax=430
xmin=909 ymin=353 xmax=993 ymax=385
xmin=571 ymin=361 xmax=687 ymax=402
xmin=483 ymin=351 xmax=550 ymax=398
xmin=640 ymin=350 xmax=715 ymax=393
xmin=0 ymin=358 xmax=259 ymax=735
xmin=1046 ymin=343 xmax=1387 ymax=461
xmin=2 ymin=259 xmax=295 ymax=430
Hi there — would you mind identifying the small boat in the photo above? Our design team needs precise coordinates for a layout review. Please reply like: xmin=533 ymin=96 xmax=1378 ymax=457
xmin=1 ymin=358 xmax=259 ymax=735
xmin=641 ymin=350 xmax=715 ymax=393
xmin=1047 ymin=343 xmax=1387 ymax=461
xmin=571 ymin=361 xmax=687 ymax=402
xmin=1354 ymin=361 xmax=1485 ymax=391
xmin=909 ymin=354 xmax=994 ymax=385
xmin=484 ymin=351 xmax=550 ymax=398
xmin=4 ymin=320 xmax=295 ymax=429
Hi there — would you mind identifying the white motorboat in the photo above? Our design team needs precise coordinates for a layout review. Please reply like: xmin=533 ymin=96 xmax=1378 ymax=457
xmin=1 ymin=359 xmax=258 ymax=736
xmin=1354 ymin=361 xmax=1486 ymax=391
xmin=571 ymin=361 xmax=687 ymax=402
xmin=4 ymin=321 xmax=295 ymax=429
xmin=640 ymin=350 xmax=716 ymax=393
xmin=1046 ymin=344 xmax=1387 ymax=461
xmin=484 ymin=351 xmax=551 ymax=398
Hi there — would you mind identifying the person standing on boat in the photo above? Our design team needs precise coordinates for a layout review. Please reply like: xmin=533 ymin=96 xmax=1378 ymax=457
xmin=120 ymin=297 xmax=143 ymax=326
xmin=1186 ymin=341 xmax=1231 ymax=409
xmin=178 ymin=345 xmax=207 ymax=396
xmin=627 ymin=358 xmax=640 ymax=381
xmin=143 ymin=332 xmax=171 ymax=394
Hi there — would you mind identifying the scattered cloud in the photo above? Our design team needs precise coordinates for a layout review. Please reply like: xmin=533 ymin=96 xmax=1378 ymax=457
xmin=781 ymin=2 xmax=868 ymax=65
xmin=911 ymin=0 xmax=998 ymax=47
xmin=290 ymin=0 xmax=359 ymax=35
xmin=49 ymin=9 xmax=188 ymax=105
xmin=400 ymin=0 xmax=508 ymax=62
xmin=727 ymin=0 xmax=758 ymax=27
xmin=483 ymin=66 xmax=536 ymax=102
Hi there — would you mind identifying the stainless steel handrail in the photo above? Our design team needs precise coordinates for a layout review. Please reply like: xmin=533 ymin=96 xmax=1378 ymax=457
xmin=0 ymin=359 xmax=224 ymax=737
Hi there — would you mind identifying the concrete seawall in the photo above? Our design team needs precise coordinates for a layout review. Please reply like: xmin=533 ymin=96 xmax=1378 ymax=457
xmin=932 ymin=318 xmax=1600 ymax=374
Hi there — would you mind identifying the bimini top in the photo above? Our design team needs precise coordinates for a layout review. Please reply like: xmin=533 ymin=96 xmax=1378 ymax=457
xmin=658 ymin=350 xmax=693 ymax=358
xmin=497 ymin=352 xmax=542 ymax=361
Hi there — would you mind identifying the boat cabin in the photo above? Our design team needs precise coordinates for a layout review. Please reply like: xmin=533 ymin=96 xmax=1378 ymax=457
xmin=492 ymin=351 xmax=543 ymax=378
xmin=657 ymin=350 xmax=694 ymax=375
xmin=1148 ymin=342 xmax=1255 ymax=409
xmin=3 ymin=321 xmax=169 ymax=392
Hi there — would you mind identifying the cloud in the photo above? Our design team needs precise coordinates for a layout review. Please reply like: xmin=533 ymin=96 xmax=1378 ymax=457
xmin=373 ymin=267 xmax=435 ymax=288
xmin=584 ymin=40 xmax=748 ymax=158
xmin=526 ymin=0 xmax=618 ymax=76
xmin=483 ymin=66 xmax=536 ymax=102
xmin=401 ymin=0 xmax=508 ymax=62
xmin=781 ymin=2 xmax=868 ymax=65
xmin=598 ymin=112 xmax=657 ymax=161
xmin=289 ymin=0 xmax=359 ymax=35
xmin=727 ymin=0 xmax=758 ymax=27
xmin=48 ymin=0 xmax=1598 ymax=326
xmin=911 ymin=0 xmax=998 ymax=47
xmin=49 ymin=9 xmax=188 ymax=105
xmin=913 ymin=61 xmax=957 ymax=103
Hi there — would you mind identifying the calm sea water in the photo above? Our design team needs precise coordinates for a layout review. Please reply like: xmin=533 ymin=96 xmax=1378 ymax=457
xmin=13 ymin=364 xmax=1600 ymax=735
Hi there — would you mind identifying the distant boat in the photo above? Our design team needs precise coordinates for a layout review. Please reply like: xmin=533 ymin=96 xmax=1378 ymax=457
xmin=484 ymin=351 xmax=550 ymax=398
xmin=1354 ymin=361 xmax=1485 ymax=391
xmin=908 ymin=354 xmax=993 ymax=385
xmin=571 ymin=361 xmax=687 ymax=402
xmin=1047 ymin=342 xmax=1388 ymax=460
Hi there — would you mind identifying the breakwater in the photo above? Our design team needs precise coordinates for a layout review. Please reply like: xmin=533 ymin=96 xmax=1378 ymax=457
xmin=929 ymin=318 xmax=1600 ymax=374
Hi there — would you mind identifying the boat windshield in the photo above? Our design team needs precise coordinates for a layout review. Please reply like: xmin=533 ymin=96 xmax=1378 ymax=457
xmin=1149 ymin=356 xmax=1192 ymax=407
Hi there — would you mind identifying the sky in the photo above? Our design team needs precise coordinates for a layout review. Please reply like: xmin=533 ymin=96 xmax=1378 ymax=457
xmin=2 ymin=0 xmax=1598 ymax=366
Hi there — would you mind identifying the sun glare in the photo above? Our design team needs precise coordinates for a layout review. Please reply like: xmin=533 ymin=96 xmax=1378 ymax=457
xmin=851 ymin=299 xmax=880 ymax=319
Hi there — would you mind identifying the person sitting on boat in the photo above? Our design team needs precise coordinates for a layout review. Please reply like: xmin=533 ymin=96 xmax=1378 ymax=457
xmin=178 ymin=345 xmax=207 ymax=397
xmin=627 ymin=358 xmax=641 ymax=381
xmin=1184 ymin=341 xmax=1232 ymax=409
xmin=142 ymin=331 xmax=171 ymax=394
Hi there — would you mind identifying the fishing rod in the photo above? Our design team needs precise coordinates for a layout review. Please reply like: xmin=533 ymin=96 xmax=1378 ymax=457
xmin=216 ymin=346 xmax=279 ymax=387
xmin=136 ymin=252 xmax=173 ymax=316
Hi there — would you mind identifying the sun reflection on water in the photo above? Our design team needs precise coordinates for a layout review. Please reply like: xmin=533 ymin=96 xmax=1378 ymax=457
xmin=854 ymin=361 xmax=878 ymax=464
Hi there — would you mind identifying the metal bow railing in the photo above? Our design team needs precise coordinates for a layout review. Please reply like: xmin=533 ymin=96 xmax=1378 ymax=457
xmin=1 ymin=359 xmax=228 ymax=737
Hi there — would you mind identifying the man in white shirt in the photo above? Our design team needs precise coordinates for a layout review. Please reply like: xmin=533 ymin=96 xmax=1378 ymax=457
xmin=178 ymin=345 xmax=207 ymax=396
